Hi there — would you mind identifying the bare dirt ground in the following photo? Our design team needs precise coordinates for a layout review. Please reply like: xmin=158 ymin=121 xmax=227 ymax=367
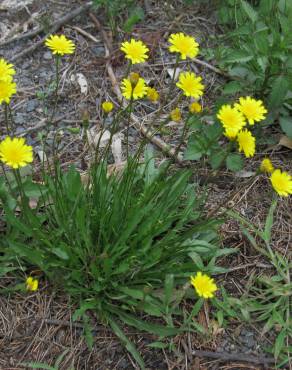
xmin=0 ymin=0 xmax=291 ymax=369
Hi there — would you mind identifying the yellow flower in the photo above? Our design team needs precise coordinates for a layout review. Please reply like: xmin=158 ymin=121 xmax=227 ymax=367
xmin=260 ymin=158 xmax=274 ymax=173
xmin=190 ymin=272 xmax=217 ymax=299
xmin=237 ymin=129 xmax=256 ymax=158
xmin=26 ymin=276 xmax=38 ymax=292
xmin=217 ymin=105 xmax=246 ymax=139
xmin=147 ymin=87 xmax=159 ymax=102
xmin=170 ymin=107 xmax=182 ymax=122
xmin=270 ymin=169 xmax=292 ymax=197
xmin=0 ymin=137 xmax=33 ymax=169
xmin=102 ymin=101 xmax=114 ymax=113
xmin=120 ymin=39 xmax=149 ymax=64
xmin=121 ymin=77 xmax=148 ymax=100
xmin=0 ymin=58 xmax=15 ymax=82
xmin=235 ymin=96 xmax=267 ymax=125
xmin=0 ymin=78 xmax=17 ymax=105
xmin=168 ymin=33 xmax=199 ymax=60
xmin=189 ymin=101 xmax=202 ymax=113
xmin=176 ymin=72 xmax=204 ymax=99
xmin=45 ymin=34 xmax=75 ymax=56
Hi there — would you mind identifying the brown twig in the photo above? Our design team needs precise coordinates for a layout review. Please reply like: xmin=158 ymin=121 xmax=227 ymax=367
xmin=192 ymin=349 xmax=275 ymax=365
xmin=9 ymin=2 xmax=92 ymax=62
xmin=89 ymin=13 xmax=182 ymax=163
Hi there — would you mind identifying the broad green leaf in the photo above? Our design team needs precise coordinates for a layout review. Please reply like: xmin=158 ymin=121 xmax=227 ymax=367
xmin=209 ymin=150 xmax=226 ymax=170
xmin=52 ymin=247 xmax=69 ymax=260
xmin=241 ymin=0 xmax=258 ymax=23
xmin=222 ymin=81 xmax=243 ymax=95
xmin=268 ymin=76 xmax=289 ymax=109
xmin=184 ymin=136 xmax=203 ymax=160
xmin=279 ymin=116 xmax=292 ymax=138
xmin=225 ymin=49 xmax=254 ymax=63
xmin=226 ymin=154 xmax=244 ymax=172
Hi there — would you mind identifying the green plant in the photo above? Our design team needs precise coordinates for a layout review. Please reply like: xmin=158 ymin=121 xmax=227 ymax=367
xmin=214 ymin=0 xmax=292 ymax=137
xmin=93 ymin=0 xmax=145 ymax=33
xmin=227 ymin=199 xmax=292 ymax=367
xmin=1 ymin=148 xmax=226 ymax=368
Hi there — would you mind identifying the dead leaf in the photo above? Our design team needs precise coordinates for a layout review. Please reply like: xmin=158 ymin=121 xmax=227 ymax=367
xmin=279 ymin=135 xmax=292 ymax=150
xmin=235 ymin=170 xmax=256 ymax=178
xmin=167 ymin=67 xmax=182 ymax=81
xmin=87 ymin=127 xmax=111 ymax=148
xmin=111 ymin=133 xmax=124 ymax=164
xmin=71 ymin=73 xmax=88 ymax=95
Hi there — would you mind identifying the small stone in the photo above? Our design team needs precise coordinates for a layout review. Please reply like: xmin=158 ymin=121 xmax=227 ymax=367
xmin=27 ymin=99 xmax=39 ymax=112
xmin=43 ymin=51 xmax=52 ymax=60
xmin=14 ymin=113 xmax=25 ymax=125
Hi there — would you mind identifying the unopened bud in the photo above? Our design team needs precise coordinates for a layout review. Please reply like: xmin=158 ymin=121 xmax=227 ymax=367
xmin=129 ymin=72 xmax=140 ymax=87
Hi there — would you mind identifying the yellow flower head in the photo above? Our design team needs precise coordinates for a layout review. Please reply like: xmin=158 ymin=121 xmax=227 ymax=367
xmin=168 ymin=33 xmax=199 ymax=60
xmin=147 ymin=87 xmax=159 ymax=102
xmin=176 ymin=72 xmax=204 ymax=99
xmin=102 ymin=101 xmax=114 ymax=113
xmin=0 ymin=58 xmax=15 ymax=82
xmin=260 ymin=158 xmax=274 ymax=173
xmin=45 ymin=34 xmax=75 ymax=56
xmin=0 ymin=78 xmax=17 ymax=105
xmin=190 ymin=272 xmax=217 ymax=299
xmin=0 ymin=137 xmax=33 ymax=169
xmin=189 ymin=101 xmax=202 ymax=114
xmin=237 ymin=129 xmax=256 ymax=158
xmin=26 ymin=276 xmax=38 ymax=292
xmin=121 ymin=77 xmax=148 ymax=100
xmin=120 ymin=39 xmax=149 ymax=64
xmin=217 ymin=105 xmax=246 ymax=139
xmin=270 ymin=169 xmax=292 ymax=197
xmin=235 ymin=96 xmax=267 ymax=125
xmin=170 ymin=107 xmax=182 ymax=122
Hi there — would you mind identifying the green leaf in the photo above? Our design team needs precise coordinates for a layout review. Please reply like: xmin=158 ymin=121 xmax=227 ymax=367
xmin=279 ymin=116 xmax=292 ymax=138
xmin=268 ymin=76 xmax=289 ymax=109
xmin=222 ymin=81 xmax=243 ymax=95
xmin=52 ymin=247 xmax=69 ymax=260
xmin=108 ymin=317 xmax=145 ymax=369
xmin=225 ymin=49 xmax=254 ymax=63
xmin=123 ymin=6 xmax=144 ymax=32
xmin=241 ymin=0 xmax=258 ymax=23
xmin=147 ymin=341 xmax=168 ymax=349
xmin=209 ymin=150 xmax=226 ymax=170
xmin=263 ymin=199 xmax=277 ymax=244
xmin=226 ymin=154 xmax=244 ymax=172
xmin=184 ymin=136 xmax=203 ymax=160
xmin=274 ymin=330 xmax=286 ymax=359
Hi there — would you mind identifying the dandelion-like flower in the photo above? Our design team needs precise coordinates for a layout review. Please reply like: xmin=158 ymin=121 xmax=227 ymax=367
xmin=190 ymin=272 xmax=217 ymax=299
xmin=270 ymin=169 xmax=292 ymax=197
xmin=26 ymin=277 xmax=38 ymax=292
xmin=260 ymin=158 xmax=274 ymax=173
xmin=0 ymin=78 xmax=17 ymax=105
xmin=176 ymin=72 xmax=204 ymax=99
xmin=120 ymin=39 xmax=149 ymax=64
xmin=168 ymin=33 xmax=199 ymax=60
xmin=121 ymin=77 xmax=148 ymax=100
xmin=217 ymin=105 xmax=246 ymax=139
xmin=237 ymin=129 xmax=256 ymax=158
xmin=45 ymin=34 xmax=75 ymax=56
xmin=0 ymin=58 xmax=15 ymax=82
xmin=170 ymin=107 xmax=182 ymax=122
xmin=235 ymin=96 xmax=267 ymax=125
xmin=147 ymin=87 xmax=159 ymax=102
xmin=102 ymin=101 xmax=114 ymax=113
xmin=0 ymin=137 xmax=33 ymax=169
xmin=189 ymin=101 xmax=202 ymax=113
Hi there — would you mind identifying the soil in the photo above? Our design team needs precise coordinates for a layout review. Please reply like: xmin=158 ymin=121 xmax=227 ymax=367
xmin=0 ymin=0 xmax=291 ymax=369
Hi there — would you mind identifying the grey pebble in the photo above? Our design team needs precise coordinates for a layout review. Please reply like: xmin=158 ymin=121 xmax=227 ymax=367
xmin=43 ymin=51 xmax=53 ymax=60
xmin=27 ymin=99 xmax=39 ymax=113
xmin=14 ymin=113 xmax=26 ymax=125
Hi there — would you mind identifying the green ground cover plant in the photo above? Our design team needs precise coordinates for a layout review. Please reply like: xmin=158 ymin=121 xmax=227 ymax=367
xmin=213 ymin=0 xmax=292 ymax=137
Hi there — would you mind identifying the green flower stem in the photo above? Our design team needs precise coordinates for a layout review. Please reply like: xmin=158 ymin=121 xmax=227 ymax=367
xmin=165 ymin=54 xmax=180 ymax=103
xmin=126 ymin=95 xmax=134 ymax=159
xmin=174 ymin=112 xmax=192 ymax=158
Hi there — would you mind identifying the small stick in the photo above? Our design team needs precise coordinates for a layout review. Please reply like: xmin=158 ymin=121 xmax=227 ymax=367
xmin=192 ymin=349 xmax=275 ymax=365
xmin=10 ymin=2 xmax=92 ymax=62
xmin=89 ymin=13 xmax=182 ymax=163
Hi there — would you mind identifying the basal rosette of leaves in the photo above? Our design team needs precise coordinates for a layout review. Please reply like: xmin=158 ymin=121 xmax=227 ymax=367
xmin=1 ymin=154 xmax=225 ymax=367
